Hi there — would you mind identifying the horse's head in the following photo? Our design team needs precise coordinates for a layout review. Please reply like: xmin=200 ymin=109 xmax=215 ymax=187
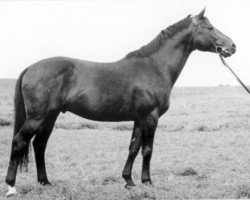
xmin=192 ymin=8 xmax=236 ymax=57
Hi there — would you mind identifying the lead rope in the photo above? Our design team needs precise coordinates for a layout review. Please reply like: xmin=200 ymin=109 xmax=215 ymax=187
xmin=219 ymin=55 xmax=250 ymax=95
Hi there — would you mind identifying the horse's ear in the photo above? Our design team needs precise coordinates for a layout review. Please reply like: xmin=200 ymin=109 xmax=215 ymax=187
xmin=198 ymin=7 xmax=206 ymax=19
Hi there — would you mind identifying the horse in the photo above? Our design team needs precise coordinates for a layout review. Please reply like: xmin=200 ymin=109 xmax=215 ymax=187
xmin=5 ymin=8 xmax=236 ymax=196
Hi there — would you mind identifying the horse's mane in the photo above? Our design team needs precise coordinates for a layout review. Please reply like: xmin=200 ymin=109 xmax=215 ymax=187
xmin=125 ymin=15 xmax=192 ymax=59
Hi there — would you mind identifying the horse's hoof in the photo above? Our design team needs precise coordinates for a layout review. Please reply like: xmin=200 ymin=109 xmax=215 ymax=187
xmin=142 ymin=179 xmax=154 ymax=187
xmin=39 ymin=180 xmax=51 ymax=186
xmin=6 ymin=185 xmax=17 ymax=197
xmin=125 ymin=183 xmax=136 ymax=189
xmin=123 ymin=175 xmax=135 ymax=189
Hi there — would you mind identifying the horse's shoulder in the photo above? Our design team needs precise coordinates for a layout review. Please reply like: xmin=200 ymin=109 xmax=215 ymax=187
xmin=125 ymin=57 xmax=163 ymax=75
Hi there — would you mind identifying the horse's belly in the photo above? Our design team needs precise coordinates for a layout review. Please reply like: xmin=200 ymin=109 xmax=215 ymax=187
xmin=67 ymin=106 xmax=133 ymax=122
xmin=65 ymin=95 xmax=134 ymax=122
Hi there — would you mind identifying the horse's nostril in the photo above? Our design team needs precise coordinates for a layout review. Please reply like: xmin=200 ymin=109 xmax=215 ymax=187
xmin=216 ymin=46 xmax=223 ymax=53
xmin=232 ymin=43 xmax=236 ymax=49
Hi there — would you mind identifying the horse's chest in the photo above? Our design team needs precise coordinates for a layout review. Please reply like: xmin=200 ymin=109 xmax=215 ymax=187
xmin=156 ymin=90 xmax=170 ymax=116
xmin=159 ymin=100 xmax=170 ymax=116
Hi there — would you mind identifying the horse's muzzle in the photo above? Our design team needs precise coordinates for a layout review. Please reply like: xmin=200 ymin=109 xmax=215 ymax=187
xmin=216 ymin=45 xmax=236 ymax=58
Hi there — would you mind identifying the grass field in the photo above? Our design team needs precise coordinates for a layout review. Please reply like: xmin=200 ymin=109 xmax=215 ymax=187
xmin=0 ymin=79 xmax=250 ymax=199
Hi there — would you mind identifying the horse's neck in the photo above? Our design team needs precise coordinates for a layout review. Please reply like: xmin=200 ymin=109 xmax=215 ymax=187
xmin=150 ymin=30 xmax=194 ymax=86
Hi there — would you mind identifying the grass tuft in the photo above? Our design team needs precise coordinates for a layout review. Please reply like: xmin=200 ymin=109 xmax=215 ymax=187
xmin=55 ymin=122 xmax=99 ymax=130
xmin=101 ymin=176 xmax=120 ymax=185
xmin=176 ymin=167 xmax=198 ymax=176
xmin=128 ymin=189 xmax=156 ymax=200
xmin=112 ymin=124 xmax=132 ymax=131
xmin=0 ymin=118 xmax=12 ymax=127
xmin=236 ymin=185 xmax=250 ymax=199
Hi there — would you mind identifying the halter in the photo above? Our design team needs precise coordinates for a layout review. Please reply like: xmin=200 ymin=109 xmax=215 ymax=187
xmin=191 ymin=16 xmax=223 ymax=53
xmin=191 ymin=16 xmax=200 ymax=49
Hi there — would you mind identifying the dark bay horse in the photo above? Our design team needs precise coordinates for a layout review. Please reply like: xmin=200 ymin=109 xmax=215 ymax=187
xmin=6 ymin=8 xmax=236 ymax=195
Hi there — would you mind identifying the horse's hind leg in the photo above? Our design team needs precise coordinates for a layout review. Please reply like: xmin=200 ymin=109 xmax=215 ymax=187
xmin=5 ymin=119 xmax=43 ymax=188
xmin=32 ymin=111 xmax=59 ymax=185
xmin=122 ymin=120 xmax=142 ymax=188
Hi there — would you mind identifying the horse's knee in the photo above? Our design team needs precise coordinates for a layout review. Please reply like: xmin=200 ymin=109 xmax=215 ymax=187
xmin=130 ymin=148 xmax=140 ymax=156
xmin=129 ymin=146 xmax=140 ymax=158
xmin=141 ymin=146 xmax=152 ymax=157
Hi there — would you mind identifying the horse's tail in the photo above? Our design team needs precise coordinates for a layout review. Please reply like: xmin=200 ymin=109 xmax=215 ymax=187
xmin=13 ymin=68 xmax=29 ymax=171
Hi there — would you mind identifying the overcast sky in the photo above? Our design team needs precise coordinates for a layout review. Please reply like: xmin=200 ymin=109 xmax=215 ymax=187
xmin=0 ymin=0 xmax=249 ymax=86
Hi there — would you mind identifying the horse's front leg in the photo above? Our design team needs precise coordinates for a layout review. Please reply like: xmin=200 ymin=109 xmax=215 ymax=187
xmin=122 ymin=120 xmax=142 ymax=188
xmin=141 ymin=109 xmax=158 ymax=185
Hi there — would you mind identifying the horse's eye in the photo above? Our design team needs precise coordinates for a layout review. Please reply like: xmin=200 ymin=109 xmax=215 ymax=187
xmin=207 ymin=27 xmax=214 ymax=30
